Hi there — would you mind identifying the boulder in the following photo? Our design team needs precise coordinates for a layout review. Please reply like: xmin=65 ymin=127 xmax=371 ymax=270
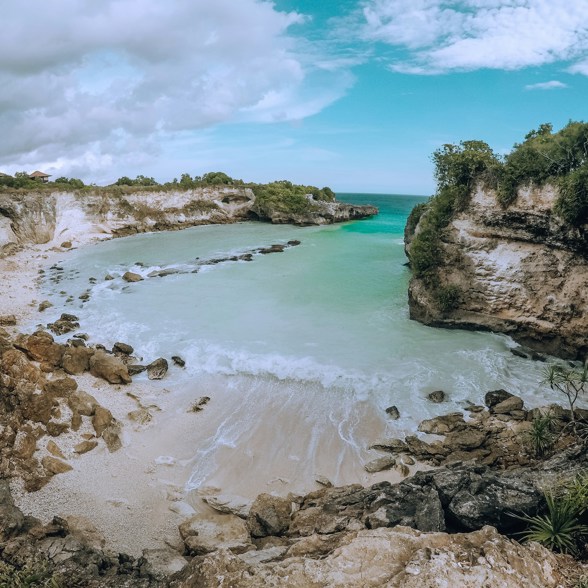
xmin=427 ymin=390 xmax=446 ymax=403
xmin=364 ymin=456 xmax=396 ymax=473
xmin=42 ymin=456 xmax=73 ymax=475
xmin=74 ymin=440 xmax=98 ymax=454
xmin=0 ymin=480 xmax=24 ymax=540
xmin=15 ymin=330 xmax=65 ymax=366
xmin=102 ymin=422 xmax=123 ymax=452
xmin=247 ymin=494 xmax=294 ymax=538
xmin=492 ymin=395 xmax=524 ymax=414
xmin=13 ymin=430 xmax=37 ymax=459
xmin=47 ymin=313 xmax=80 ymax=336
xmin=92 ymin=406 xmax=113 ymax=437
xmin=38 ymin=300 xmax=53 ymax=312
xmin=127 ymin=364 xmax=147 ymax=376
xmin=179 ymin=516 xmax=252 ymax=556
xmin=63 ymin=515 xmax=106 ymax=551
xmin=44 ymin=376 xmax=77 ymax=398
xmin=147 ymin=357 xmax=168 ymax=380
xmin=113 ymin=341 xmax=134 ymax=355
xmin=123 ymin=271 xmax=143 ymax=282
xmin=0 ymin=314 xmax=17 ymax=326
xmin=443 ymin=429 xmax=487 ymax=451
xmin=484 ymin=389 xmax=513 ymax=408
xmin=47 ymin=440 xmax=65 ymax=459
xmin=385 ymin=405 xmax=400 ymax=419
xmin=89 ymin=350 xmax=131 ymax=384
xmin=418 ymin=413 xmax=466 ymax=435
xmin=172 ymin=355 xmax=186 ymax=367
xmin=61 ymin=346 xmax=94 ymax=375
xmin=202 ymin=494 xmax=253 ymax=519
xmin=68 ymin=390 xmax=98 ymax=416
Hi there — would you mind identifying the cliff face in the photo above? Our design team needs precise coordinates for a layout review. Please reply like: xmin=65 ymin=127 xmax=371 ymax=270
xmin=405 ymin=184 xmax=588 ymax=359
xmin=0 ymin=188 xmax=377 ymax=254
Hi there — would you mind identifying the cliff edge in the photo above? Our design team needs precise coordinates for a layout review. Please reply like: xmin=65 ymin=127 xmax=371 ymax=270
xmin=405 ymin=124 xmax=588 ymax=360
xmin=0 ymin=186 xmax=377 ymax=254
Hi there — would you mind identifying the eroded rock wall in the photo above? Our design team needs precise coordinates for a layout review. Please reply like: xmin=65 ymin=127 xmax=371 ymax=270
xmin=406 ymin=184 xmax=588 ymax=359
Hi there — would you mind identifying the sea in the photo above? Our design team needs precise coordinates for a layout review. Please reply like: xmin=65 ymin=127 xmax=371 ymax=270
xmin=36 ymin=193 xmax=563 ymax=494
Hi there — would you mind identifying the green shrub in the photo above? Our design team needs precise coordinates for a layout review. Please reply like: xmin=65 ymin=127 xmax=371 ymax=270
xmin=436 ymin=285 xmax=461 ymax=313
xmin=405 ymin=202 xmax=429 ymax=237
xmin=526 ymin=412 xmax=557 ymax=457
xmin=0 ymin=560 xmax=61 ymax=587
xmin=515 ymin=492 xmax=588 ymax=554
xmin=251 ymin=181 xmax=335 ymax=217
xmin=555 ymin=166 xmax=588 ymax=226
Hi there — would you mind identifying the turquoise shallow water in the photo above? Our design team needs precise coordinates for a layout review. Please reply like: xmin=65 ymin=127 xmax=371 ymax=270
xmin=36 ymin=193 xmax=564 ymax=492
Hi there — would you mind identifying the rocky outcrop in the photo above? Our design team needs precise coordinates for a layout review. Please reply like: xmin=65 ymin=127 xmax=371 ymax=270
xmin=170 ymin=525 xmax=572 ymax=588
xmin=0 ymin=188 xmax=377 ymax=254
xmin=405 ymin=184 xmax=588 ymax=359
xmin=251 ymin=197 xmax=378 ymax=226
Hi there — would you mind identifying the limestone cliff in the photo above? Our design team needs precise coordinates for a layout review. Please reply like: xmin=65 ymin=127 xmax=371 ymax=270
xmin=0 ymin=187 xmax=377 ymax=255
xmin=405 ymin=183 xmax=588 ymax=359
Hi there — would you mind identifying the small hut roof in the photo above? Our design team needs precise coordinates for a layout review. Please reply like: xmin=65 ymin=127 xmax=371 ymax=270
xmin=0 ymin=172 xmax=12 ymax=178
xmin=29 ymin=170 xmax=51 ymax=178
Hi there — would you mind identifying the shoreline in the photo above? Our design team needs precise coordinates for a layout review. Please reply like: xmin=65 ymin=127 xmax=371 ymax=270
xmin=2 ymin=240 xmax=415 ymax=556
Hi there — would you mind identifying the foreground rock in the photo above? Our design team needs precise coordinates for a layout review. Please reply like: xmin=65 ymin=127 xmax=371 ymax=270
xmin=170 ymin=525 xmax=571 ymax=588
xmin=90 ymin=350 xmax=132 ymax=384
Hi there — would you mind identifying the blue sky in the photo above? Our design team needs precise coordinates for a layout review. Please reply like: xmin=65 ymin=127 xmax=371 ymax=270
xmin=2 ymin=1 xmax=588 ymax=194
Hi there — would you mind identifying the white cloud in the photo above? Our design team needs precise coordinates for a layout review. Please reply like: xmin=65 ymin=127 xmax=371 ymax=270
xmin=524 ymin=80 xmax=568 ymax=90
xmin=361 ymin=0 xmax=588 ymax=74
xmin=0 ymin=0 xmax=351 ymax=176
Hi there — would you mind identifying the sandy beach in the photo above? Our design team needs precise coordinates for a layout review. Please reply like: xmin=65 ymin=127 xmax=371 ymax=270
xmin=3 ymin=241 xmax=415 ymax=556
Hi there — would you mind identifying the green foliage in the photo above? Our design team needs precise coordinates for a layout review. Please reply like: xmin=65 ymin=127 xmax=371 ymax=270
xmin=436 ymin=285 xmax=461 ymax=313
xmin=543 ymin=364 xmax=588 ymax=425
xmin=405 ymin=202 xmax=428 ymax=237
xmin=252 ymin=181 xmax=335 ymax=216
xmin=554 ymin=165 xmax=588 ymax=225
xmin=53 ymin=176 xmax=85 ymax=189
xmin=433 ymin=140 xmax=500 ymax=193
xmin=0 ymin=560 xmax=61 ymax=587
xmin=114 ymin=175 xmax=158 ymax=187
xmin=498 ymin=121 xmax=588 ymax=208
xmin=526 ymin=412 xmax=557 ymax=458
xmin=515 ymin=492 xmax=588 ymax=554
xmin=201 ymin=171 xmax=239 ymax=185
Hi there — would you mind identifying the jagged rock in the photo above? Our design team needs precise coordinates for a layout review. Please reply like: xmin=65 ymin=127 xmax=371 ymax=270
xmin=0 ymin=480 xmax=24 ymax=540
xmin=92 ymin=406 xmax=113 ymax=437
xmin=147 ymin=357 xmax=168 ymax=380
xmin=47 ymin=440 xmax=65 ymax=458
xmin=0 ymin=314 xmax=17 ymax=326
xmin=123 ymin=271 xmax=143 ymax=282
xmin=46 ymin=421 xmax=69 ymax=436
xmin=202 ymin=494 xmax=253 ymax=519
xmin=67 ymin=390 xmax=98 ymax=416
xmin=443 ymin=429 xmax=487 ymax=451
xmin=61 ymin=345 xmax=94 ymax=375
xmin=47 ymin=313 xmax=80 ymax=335
xmin=179 ymin=516 xmax=252 ymax=556
xmin=492 ymin=395 xmax=524 ymax=414
xmin=44 ymin=376 xmax=77 ymax=397
xmin=42 ymin=456 xmax=73 ymax=475
xmin=63 ymin=515 xmax=105 ymax=551
xmin=247 ymin=494 xmax=295 ymax=538
xmin=189 ymin=396 xmax=210 ymax=412
xmin=418 ymin=413 xmax=466 ymax=435
xmin=113 ymin=341 xmax=134 ymax=355
xmin=128 ymin=364 xmax=147 ymax=375
xmin=172 ymin=355 xmax=186 ymax=367
xmin=89 ymin=350 xmax=131 ymax=384
xmin=485 ymin=389 xmax=513 ymax=408
xmin=102 ymin=422 xmax=123 ymax=452
xmin=128 ymin=408 xmax=152 ymax=424
xmin=13 ymin=430 xmax=37 ymax=459
xmin=38 ymin=300 xmax=53 ymax=312
xmin=142 ymin=548 xmax=188 ymax=579
xmin=74 ymin=440 xmax=98 ymax=454
xmin=369 ymin=439 xmax=408 ymax=453
xmin=315 ymin=476 xmax=333 ymax=488
xmin=364 ymin=456 xmax=396 ymax=473
xmin=427 ymin=390 xmax=446 ymax=403
xmin=15 ymin=331 xmax=65 ymax=366
xmin=385 ymin=405 xmax=400 ymax=419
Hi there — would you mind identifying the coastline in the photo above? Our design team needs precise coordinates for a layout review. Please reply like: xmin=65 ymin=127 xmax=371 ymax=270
xmin=1 ymin=239 xmax=414 ymax=556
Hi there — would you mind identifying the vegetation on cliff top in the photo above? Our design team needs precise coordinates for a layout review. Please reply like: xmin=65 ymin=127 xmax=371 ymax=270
xmin=407 ymin=121 xmax=588 ymax=308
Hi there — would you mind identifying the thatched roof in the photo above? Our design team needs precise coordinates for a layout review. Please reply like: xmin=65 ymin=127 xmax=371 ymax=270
xmin=29 ymin=170 xmax=51 ymax=178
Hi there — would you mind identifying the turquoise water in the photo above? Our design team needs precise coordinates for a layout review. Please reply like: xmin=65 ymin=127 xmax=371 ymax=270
xmin=37 ymin=194 xmax=559 ymax=492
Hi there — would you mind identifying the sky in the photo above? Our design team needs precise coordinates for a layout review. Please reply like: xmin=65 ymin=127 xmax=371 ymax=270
xmin=2 ymin=0 xmax=588 ymax=195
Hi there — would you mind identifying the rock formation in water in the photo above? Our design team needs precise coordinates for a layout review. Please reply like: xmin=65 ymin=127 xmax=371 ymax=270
xmin=405 ymin=124 xmax=588 ymax=359
xmin=0 ymin=186 xmax=377 ymax=255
